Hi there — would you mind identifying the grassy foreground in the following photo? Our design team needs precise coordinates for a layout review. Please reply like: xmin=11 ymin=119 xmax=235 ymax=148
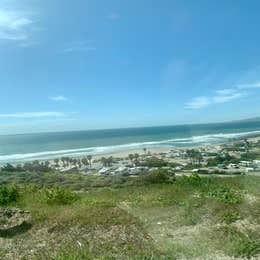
xmin=0 ymin=171 xmax=260 ymax=259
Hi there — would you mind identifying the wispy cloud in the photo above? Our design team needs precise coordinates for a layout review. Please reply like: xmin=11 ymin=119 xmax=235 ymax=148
xmin=213 ymin=92 xmax=247 ymax=104
xmin=215 ymin=88 xmax=235 ymax=95
xmin=63 ymin=41 xmax=96 ymax=53
xmin=236 ymin=82 xmax=260 ymax=89
xmin=185 ymin=96 xmax=210 ymax=109
xmin=0 ymin=112 xmax=66 ymax=119
xmin=186 ymin=89 xmax=247 ymax=110
xmin=0 ymin=9 xmax=34 ymax=42
xmin=50 ymin=95 xmax=68 ymax=102
xmin=108 ymin=12 xmax=120 ymax=21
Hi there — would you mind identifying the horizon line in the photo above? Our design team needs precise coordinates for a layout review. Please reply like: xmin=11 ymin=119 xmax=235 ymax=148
xmin=0 ymin=116 xmax=259 ymax=137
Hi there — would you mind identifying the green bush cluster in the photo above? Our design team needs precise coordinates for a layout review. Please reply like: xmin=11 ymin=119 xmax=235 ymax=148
xmin=41 ymin=187 xmax=78 ymax=205
xmin=176 ymin=174 xmax=243 ymax=204
xmin=176 ymin=173 xmax=208 ymax=187
xmin=235 ymin=239 xmax=260 ymax=258
xmin=222 ymin=211 xmax=241 ymax=224
xmin=207 ymin=186 xmax=242 ymax=204
xmin=143 ymin=169 xmax=174 ymax=184
xmin=0 ymin=185 xmax=19 ymax=205
xmin=138 ymin=157 xmax=168 ymax=168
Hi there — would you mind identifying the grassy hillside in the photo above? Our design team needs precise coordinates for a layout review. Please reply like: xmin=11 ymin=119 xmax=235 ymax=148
xmin=0 ymin=172 xmax=260 ymax=259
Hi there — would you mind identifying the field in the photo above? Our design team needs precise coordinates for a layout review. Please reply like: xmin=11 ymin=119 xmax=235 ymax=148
xmin=0 ymin=170 xmax=260 ymax=260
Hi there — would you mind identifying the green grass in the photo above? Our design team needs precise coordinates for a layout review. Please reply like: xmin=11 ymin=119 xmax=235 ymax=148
xmin=0 ymin=172 xmax=260 ymax=259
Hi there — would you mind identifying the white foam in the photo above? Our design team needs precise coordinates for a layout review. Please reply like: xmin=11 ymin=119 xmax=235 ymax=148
xmin=0 ymin=130 xmax=259 ymax=163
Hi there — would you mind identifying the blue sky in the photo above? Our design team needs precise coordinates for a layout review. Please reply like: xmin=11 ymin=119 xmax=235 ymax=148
xmin=0 ymin=0 xmax=260 ymax=134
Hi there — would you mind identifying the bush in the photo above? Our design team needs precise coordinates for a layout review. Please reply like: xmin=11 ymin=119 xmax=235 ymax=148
xmin=222 ymin=211 xmax=241 ymax=224
xmin=1 ymin=164 xmax=24 ymax=172
xmin=143 ymin=169 xmax=174 ymax=184
xmin=138 ymin=157 xmax=168 ymax=168
xmin=177 ymin=173 xmax=208 ymax=187
xmin=41 ymin=187 xmax=78 ymax=205
xmin=208 ymin=186 xmax=242 ymax=204
xmin=0 ymin=185 xmax=19 ymax=205
xmin=235 ymin=239 xmax=260 ymax=258
xmin=176 ymin=174 xmax=243 ymax=204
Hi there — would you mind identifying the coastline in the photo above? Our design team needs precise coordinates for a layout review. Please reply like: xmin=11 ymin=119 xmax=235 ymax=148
xmin=1 ymin=132 xmax=260 ymax=165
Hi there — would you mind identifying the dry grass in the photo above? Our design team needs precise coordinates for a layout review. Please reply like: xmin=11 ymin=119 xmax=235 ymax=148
xmin=0 ymin=173 xmax=260 ymax=259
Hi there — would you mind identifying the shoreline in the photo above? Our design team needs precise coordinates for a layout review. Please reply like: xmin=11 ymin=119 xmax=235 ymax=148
xmin=1 ymin=133 xmax=260 ymax=165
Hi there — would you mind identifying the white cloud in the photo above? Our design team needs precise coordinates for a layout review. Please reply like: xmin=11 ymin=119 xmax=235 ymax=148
xmin=63 ymin=41 xmax=96 ymax=53
xmin=185 ymin=96 xmax=210 ymax=109
xmin=50 ymin=95 xmax=68 ymax=102
xmin=215 ymin=88 xmax=235 ymax=95
xmin=0 ymin=9 xmax=34 ymax=42
xmin=185 ymin=89 xmax=247 ymax=109
xmin=236 ymin=82 xmax=260 ymax=89
xmin=213 ymin=92 xmax=247 ymax=104
xmin=0 ymin=112 xmax=66 ymax=119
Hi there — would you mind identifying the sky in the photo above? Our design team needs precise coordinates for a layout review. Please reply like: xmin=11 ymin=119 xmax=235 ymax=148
xmin=0 ymin=0 xmax=260 ymax=134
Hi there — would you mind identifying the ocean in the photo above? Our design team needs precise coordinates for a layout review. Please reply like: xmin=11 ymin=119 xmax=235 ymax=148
xmin=1 ymin=120 xmax=260 ymax=163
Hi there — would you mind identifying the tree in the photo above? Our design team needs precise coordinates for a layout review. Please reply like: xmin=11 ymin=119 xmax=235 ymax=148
xmin=101 ymin=157 xmax=108 ymax=167
xmin=100 ymin=157 xmax=113 ymax=167
xmin=61 ymin=157 xmax=68 ymax=167
xmin=54 ymin=158 xmax=60 ymax=167
xmin=186 ymin=149 xmax=202 ymax=165
xmin=143 ymin=148 xmax=147 ymax=154
xmin=87 ymin=155 xmax=92 ymax=168
xmin=81 ymin=158 xmax=89 ymax=168
xmin=128 ymin=154 xmax=134 ymax=165
xmin=244 ymin=139 xmax=250 ymax=153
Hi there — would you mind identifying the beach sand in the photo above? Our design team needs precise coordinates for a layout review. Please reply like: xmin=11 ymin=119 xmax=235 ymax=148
xmin=93 ymin=147 xmax=172 ymax=159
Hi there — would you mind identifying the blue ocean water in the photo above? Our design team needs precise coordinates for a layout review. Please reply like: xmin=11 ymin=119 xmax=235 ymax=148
xmin=0 ymin=120 xmax=260 ymax=163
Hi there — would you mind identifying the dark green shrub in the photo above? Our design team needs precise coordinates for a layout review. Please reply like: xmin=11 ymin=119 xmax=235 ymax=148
xmin=41 ymin=187 xmax=78 ymax=205
xmin=138 ymin=157 xmax=168 ymax=168
xmin=222 ymin=211 xmax=241 ymax=224
xmin=0 ymin=185 xmax=19 ymax=205
xmin=207 ymin=186 xmax=242 ymax=204
xmin=143 ymin=169 xmax=174 ymax=184
xmin=176 ymin=173 xmax=209 ymax=187
xmin=235 ymin=239 xmax=260 ymax=258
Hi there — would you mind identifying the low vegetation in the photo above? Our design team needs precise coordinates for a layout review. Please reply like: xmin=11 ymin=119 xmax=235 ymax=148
xmin=0 ymin=185 xmax=19 ymax=206
xmin=40 ymin=187 xmax=79 ymax=205
xmin=0 ymin=170 xmax=259 ymax=259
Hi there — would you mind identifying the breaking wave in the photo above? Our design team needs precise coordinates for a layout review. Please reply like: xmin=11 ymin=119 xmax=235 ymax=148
xmin=0 ymin=130 xmax=260 ymax=163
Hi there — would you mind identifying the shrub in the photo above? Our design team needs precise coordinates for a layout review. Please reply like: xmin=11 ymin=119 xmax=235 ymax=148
xmin=235 ymin=239 xmax=260 ymax=258
xmin=138 ymin=157 xmax=168 ymax=168
xmin=41 ymin=187 xmax=78 ymax=205
xmin=1 ymin=164 xmax=24 ymax=172
xmin=222 ymin=211 xmax=241 ymax=224
xmin=176 ymin=173 xmax=208 ymax=187
xmin=143 ymin=169 xmax=174 ymax=184
xmin=176 ymin=174 xmax=243 ymax=204
xmin=0 ymin=185 xmax=19 ymax=205
xmin=207 ymin=186 xmax=242 ymax=204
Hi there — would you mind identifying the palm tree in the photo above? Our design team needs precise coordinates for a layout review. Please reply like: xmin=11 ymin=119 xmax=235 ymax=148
xmin=134 ymin=153 xmax=139 ymax=165
xmin=61 ymin=157 xmax=67 ymax=167
xmin=107 ymin=156 xmax=113 ymax=166
xmin=54 ymin=158 xmax=59 ymax=167
xmin=128 ymin=154 xmax=134 ymax=165
xmin=101 ymin=157 xmax=108 ymax=167
xmin=244 ymin=139 xmax=250 ymax=153
xmin=82 ymin=158 xmax=89 ymax=168
xmin=143 ymin=148 xmax=147 ymax=154
xmin=87 ymin=155 xmax=93 ymax=168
